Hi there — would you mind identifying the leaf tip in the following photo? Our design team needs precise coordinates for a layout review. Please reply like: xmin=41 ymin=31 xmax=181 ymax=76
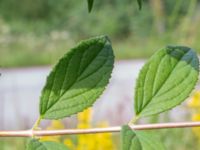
xmin=87 ymin=0 xmax=94 ymax=13
xmin=137 ymin=0 xmax=142 ymax=10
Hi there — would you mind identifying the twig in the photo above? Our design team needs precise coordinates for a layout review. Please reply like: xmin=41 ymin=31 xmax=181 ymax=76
xmin=1 ymin=121 xmax=200 ymax=137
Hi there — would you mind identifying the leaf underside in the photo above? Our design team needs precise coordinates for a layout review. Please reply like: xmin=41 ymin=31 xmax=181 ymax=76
xmin=40 ymin=35 xmax=114 ymax=119
xmin=121 ymin=125 xmax=165 ymax=150
xmin=135 ymin=46 xmax=199 ymax=118
xmin=26 ymin=138 xmax=68 ymax=150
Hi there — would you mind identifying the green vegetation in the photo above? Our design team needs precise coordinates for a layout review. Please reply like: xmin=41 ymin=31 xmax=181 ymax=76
xmin=1 ymin=0 xmax=200 ymax=67
xmin=26 ymin=36 xmax=114 ymax=149
xmin=1 ymin=0 xmax=200 ymax=149
xmin=0 ymin=138 xmax=26 ymax=150
xmin=122 ymin=126 xmax=165 ymax=149
xmin=134 ymin=46 xmax=199 ymax=117
xmin=121 ymin=45 xmax=199 ymax=149
xmin=27 ymin=139 xmax=68 ymax=150
xmin=1 ymin=37 xmax=198 ymax=150
xmin=39 ymin=36 xmax=114 ymax=119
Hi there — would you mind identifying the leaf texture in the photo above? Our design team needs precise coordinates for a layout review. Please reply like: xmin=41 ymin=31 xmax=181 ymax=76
xmin=40 ymin=35 xmax=114 ymax=119
xmin=134 ymin=46 xmax=199 ymax=118
xmin=121 ymin=125 xmax=165 ymax=150
xmin=26 ymin=138 xmax=68 ymax=150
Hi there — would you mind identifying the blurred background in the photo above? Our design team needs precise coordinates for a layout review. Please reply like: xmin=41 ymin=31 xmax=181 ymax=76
xmin=1 ymin=0 xmax=200 ymax=149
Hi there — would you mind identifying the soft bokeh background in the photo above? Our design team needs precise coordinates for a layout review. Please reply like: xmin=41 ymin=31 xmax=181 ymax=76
xmin=1 ymin=0 xmax=200 ymax=149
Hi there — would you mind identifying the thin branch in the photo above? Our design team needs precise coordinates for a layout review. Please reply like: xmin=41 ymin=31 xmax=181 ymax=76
xmin=1 ymin=121 xmax=200 ymax=137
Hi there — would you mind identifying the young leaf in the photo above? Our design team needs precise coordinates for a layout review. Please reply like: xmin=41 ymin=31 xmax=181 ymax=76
xmin=135 ymin=46 xmax=199 ymax=118
xmin=26 ymin=138 xmax=69 ymax=150
xmin=137 ymin=0 xmax=142 ymax=10
xmin=87 ymin=0 xmax=94 ymax=13
xmin=40 ymin=35 xmax=114 ymax=119
xmin=121 ymin=125 xmax=165 ymax=150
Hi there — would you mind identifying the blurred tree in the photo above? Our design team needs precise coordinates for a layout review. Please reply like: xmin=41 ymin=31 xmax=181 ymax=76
xmin=0 ymin=0 xmax=199 ymax=40
xmin=149 ymin=0 xmax=166 ymax=34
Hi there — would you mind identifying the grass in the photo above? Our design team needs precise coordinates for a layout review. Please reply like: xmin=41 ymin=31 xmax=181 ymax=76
xmin=0 ymin=138 xmax=27 ymax=150
xmin=1 ymin=26 xmax=200 ymax=68
xmin=159 ymin=128 xmax=199 ymax=150
xmin=0 ymin=32 xmax=75 ymax=68
xmin=1 ymin=0 xmax=200 ymax=68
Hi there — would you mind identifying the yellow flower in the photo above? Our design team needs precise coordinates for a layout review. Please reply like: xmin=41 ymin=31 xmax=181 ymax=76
xmin=47 ymin=120 xmax=65 ymax=130
xmin=77 ymin=123 xmax=90 ymax=129
xmin=40 ymin=120 xmax=65 ymax=142
xmin=77 ymin=109 xmax=115 ymax=150
xmin=191 ymin=114 xmax=200 ymax=139
xmin=192 ymin=114 xmax=200 ymax=121
xmin=188 ymin=91 xmax=200 ymax=142
xmin=64 ymin=108 xmax=116 ymax=150
xmin=40 ymin=136 xmax=60 ymax=142
xmin=78 ymin=108 xmax=92 ymax=123
xmin=41 ymin=108 xmax=116 ymax=150
xmin=188 ymin=92 xmax=200 ymax=108
xmin=64 ymin=139 xmax=76 ymax=150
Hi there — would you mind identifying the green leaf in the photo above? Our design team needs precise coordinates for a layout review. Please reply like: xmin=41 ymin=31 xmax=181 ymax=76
xmin=40 ymin=35 xmax=114 ymax=119
xmin=26 ymin=138 xmax=69 ymax=150
xmin=121 ymin=125 xmax=142 ymax=150
xmin=121 ymin=125 xmax=165 ymax=150
xmin=137 ymin=0 xmax=142 ymax=10
xmin=87 ymin=0 xmax=94 ymax=13
xmin=135 ymin=46 xmax=199 ymax=118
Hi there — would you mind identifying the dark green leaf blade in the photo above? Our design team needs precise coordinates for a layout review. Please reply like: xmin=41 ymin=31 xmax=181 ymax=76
xmin=135 ymin=46 xmax=199 ymax=118
xmin=87 ymin=0 xmax=94 ymax=12
xmin=26 ymin=138 xmax=69 ymax=150
xmin=137 ymin=0 xmax=142 ymax=10
xmin=40 ymin=35 xmax=114 ymax=119
xmin=121 ymin=125 xmax=165 ymax=150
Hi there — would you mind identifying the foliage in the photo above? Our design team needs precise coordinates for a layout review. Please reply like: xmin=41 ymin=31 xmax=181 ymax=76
xmin=137 ymin=0 xmax=143 ymax=10
xmin=39 ymin=35 xmax=114 ymax=119
xmin=26 ymin=35 xmax=115 ymax=150
xmin=1 ymin=0 xmax=200 ymax=149
xmin=26 ymin=139 xmax=68 ymax=150
xmin=87 ymin=0 xmax=142 ymax=12
xmin=1 ymin=0 xmax=200 ymax=67
xmin=22 ymin=37 xmax=199 ymax=150
xmin=87 ymin=0 xmax=94 ymax=12
xmin=121 ymin=46 xmax=199 ymax=150
xmin=134 ymin=46 xmax=199 ymax=117
xmin=121 ymin=126 xmax=165 ymax=150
